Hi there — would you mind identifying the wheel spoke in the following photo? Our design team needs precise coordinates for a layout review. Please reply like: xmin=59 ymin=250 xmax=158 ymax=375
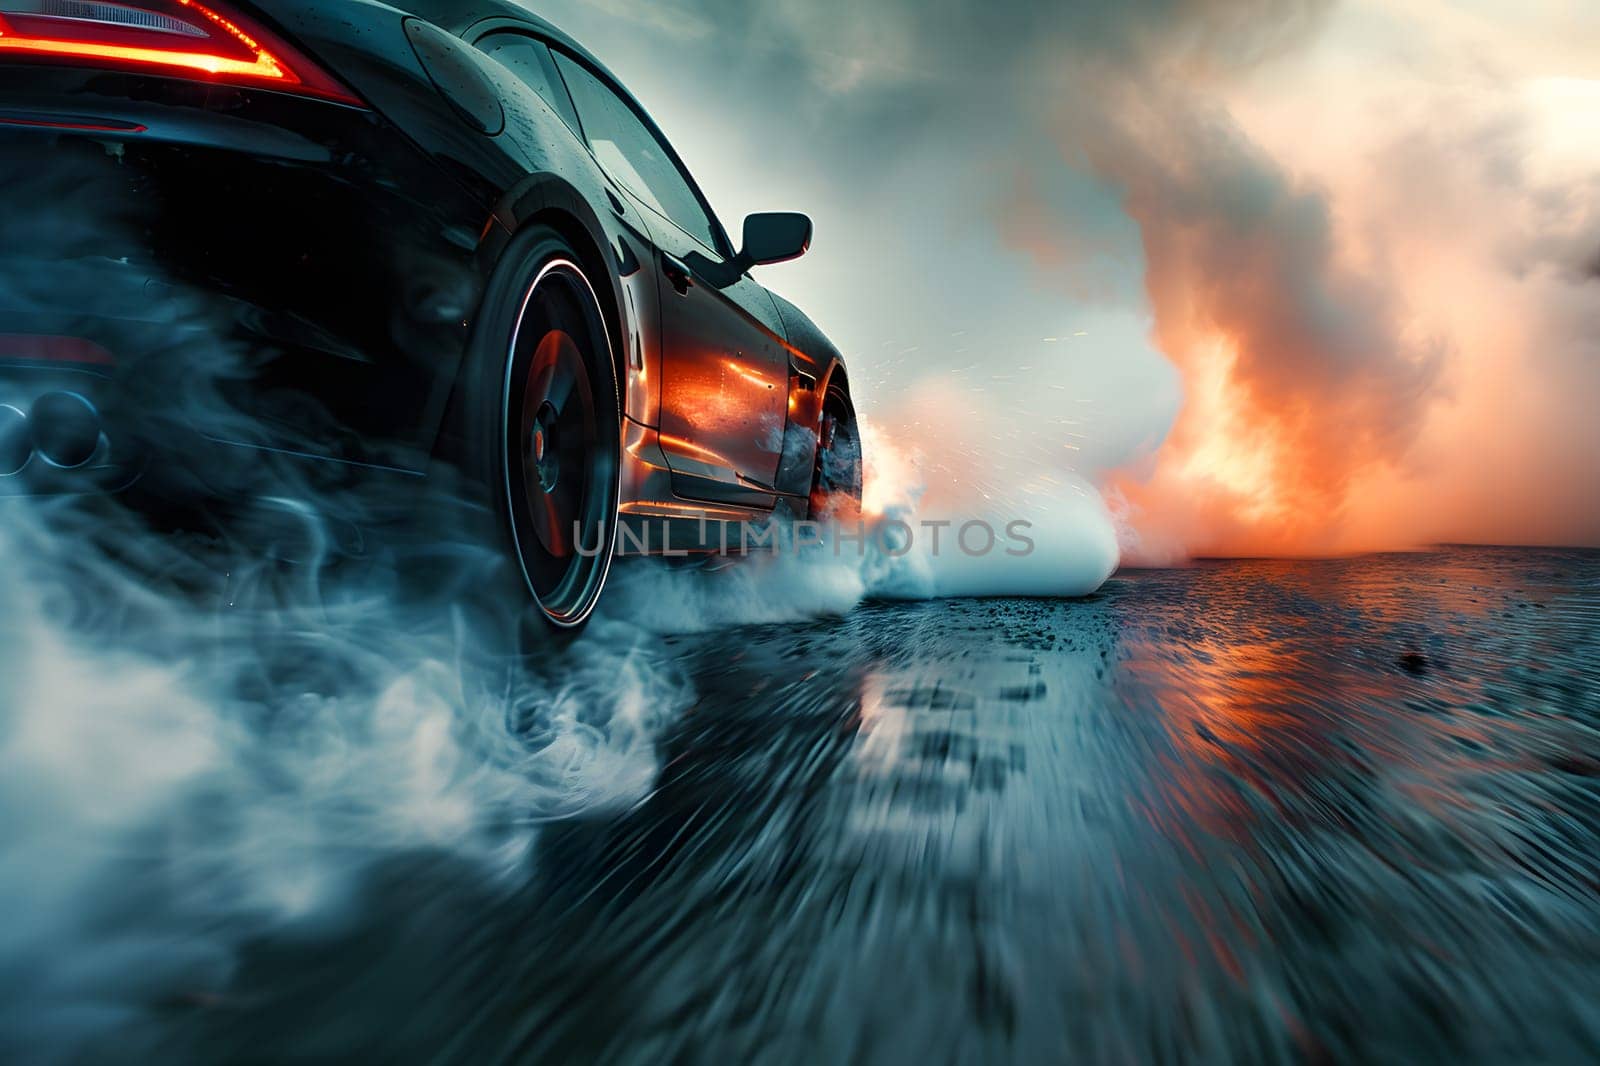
xmin=543 ymin=357 xmax=579 ymax=416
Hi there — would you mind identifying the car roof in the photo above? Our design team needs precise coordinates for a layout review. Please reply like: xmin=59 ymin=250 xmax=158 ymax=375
xmin=384 ymin=0 xmax=736 ymax=257
xmin=393 ymin=0 xmax=622 ymax=91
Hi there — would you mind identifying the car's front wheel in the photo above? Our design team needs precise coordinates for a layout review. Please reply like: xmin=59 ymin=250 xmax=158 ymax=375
xmin=809 ymin=383 xmax=863 ymax=521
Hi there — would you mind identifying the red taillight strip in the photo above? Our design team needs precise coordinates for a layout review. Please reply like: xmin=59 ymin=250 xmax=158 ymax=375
xmin=0 ymin=6 xmax=288 ymax=81
xmin=0 ymin=2 xmax=362 ymax=104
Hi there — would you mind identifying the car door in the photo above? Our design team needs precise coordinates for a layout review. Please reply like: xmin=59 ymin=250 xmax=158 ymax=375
xmin=552 ymin=51 xmax=790 ymax=501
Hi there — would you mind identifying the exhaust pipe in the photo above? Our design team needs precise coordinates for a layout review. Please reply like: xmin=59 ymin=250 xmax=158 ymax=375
xmin=30 ymin=392 xmax=102 ymax=470
xmin=0 ymin=404 xmax=29 ymax=476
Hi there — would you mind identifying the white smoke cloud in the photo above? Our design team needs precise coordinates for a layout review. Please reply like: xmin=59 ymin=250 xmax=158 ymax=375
xmin=598 ymin=407 xmax=1119 ymax=637
xmin=0 ymin=482 xmax=701 ymax=1059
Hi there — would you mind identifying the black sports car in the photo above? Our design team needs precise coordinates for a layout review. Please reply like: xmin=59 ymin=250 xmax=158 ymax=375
xmin=0 ymin=0 xmax=862 ymax=626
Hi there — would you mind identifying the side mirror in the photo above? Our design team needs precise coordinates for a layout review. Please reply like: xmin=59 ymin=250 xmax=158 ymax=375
xmin=736 ymin=212 xmax=812 ymax=271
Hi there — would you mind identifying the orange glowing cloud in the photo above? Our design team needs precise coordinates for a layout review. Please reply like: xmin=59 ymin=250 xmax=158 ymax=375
xmin=1032 ymin=5 xmax=1600 ymax=561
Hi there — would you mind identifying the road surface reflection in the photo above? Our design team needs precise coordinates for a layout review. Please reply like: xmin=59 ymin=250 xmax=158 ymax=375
xmin=153 ymin=548 xmax=1600 ymax=1063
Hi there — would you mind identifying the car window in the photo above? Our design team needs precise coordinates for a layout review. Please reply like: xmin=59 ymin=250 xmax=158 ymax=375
xmin=552 ymin=52 xmax=723 ymax=254
xmin=477 ymin=33 xmax=581 ymax=135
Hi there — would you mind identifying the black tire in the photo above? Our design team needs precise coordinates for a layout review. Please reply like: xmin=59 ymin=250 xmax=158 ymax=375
xmin=808 ymin=384 xmax=863 ymax=521
xmin=456 ymin=226 xmax=621 ymax=630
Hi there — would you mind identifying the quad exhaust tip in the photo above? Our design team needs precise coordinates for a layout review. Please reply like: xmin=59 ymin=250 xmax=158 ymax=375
xmin=0 ymin=392 xmax=105 ymax=476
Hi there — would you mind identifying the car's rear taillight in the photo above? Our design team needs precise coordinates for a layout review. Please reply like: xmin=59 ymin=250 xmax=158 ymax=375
xmin=0 ymin=0 xmax=362 ymax=105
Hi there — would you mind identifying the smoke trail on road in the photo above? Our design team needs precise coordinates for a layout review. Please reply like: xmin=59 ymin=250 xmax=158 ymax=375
xmin=0 ymin=473 xmax=692 ymax=1062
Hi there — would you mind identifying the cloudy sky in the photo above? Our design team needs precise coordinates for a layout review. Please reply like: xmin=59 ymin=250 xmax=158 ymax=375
xmin=528 ymin=0 xmax=1600 ymax=559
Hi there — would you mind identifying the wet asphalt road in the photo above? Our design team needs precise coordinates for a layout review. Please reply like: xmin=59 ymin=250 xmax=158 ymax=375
xmin=149 ymin=547 xmax=1598 ymax=1064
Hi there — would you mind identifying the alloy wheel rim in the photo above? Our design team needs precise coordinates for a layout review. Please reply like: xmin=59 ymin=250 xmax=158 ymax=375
xmin=503 ymin=259 xmax=619 ymax=627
